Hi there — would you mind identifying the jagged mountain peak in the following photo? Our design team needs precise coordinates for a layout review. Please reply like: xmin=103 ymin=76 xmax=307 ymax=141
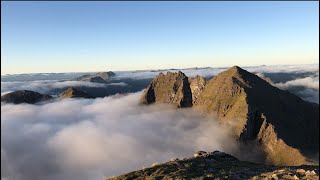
xmin=210 ymin=66 xmax=270 ymax=90
xmin=140 ymin=66 xmax=319 ymax=166
xmin=140 ymin=71 xmax=192 ymax=107
xmin=159 ymin=71 xmax=187 ymax=78
xmin=224 ymin=65 xmax=251 ymax=76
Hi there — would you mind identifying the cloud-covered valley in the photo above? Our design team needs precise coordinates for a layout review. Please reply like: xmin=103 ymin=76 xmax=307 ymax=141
xmin=1 ymin=92 xmax=238 ymax=180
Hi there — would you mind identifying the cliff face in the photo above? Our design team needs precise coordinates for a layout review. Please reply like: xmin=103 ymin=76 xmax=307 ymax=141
xmin=189 ymin=75 xmax=207 ymax=104
xmin=1 ymin=90 xmax=52 ymax=104
xmin=140 ymin=71 xmax=192 ymax=107
xmin=140 ymin=66 xmax=319 ymax=166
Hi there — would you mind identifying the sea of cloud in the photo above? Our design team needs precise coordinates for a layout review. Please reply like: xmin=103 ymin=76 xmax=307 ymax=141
xmin=1 ymin=92 xmax=239 ymax=180
xmin=272 ymin=75 xmax=319 ymax=103
xmin=1 ymin=64 xmax=319 ymax=180
xmin=1 ymin=81 xmax=128 ymax=96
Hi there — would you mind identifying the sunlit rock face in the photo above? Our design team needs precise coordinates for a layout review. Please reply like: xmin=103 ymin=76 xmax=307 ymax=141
xmin=140 ymin=71 xmax=192 ymax=108
xmin=59 ymin=87 xmax=92 ymax=99
xmin=141 ymin=66 xmax=319 ymax=166
xmin=189 ymin=75 xmax=207 ymax=104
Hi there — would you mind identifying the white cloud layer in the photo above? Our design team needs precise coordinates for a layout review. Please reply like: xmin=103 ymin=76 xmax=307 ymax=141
xmin=275 ymin=76 xmax=319 ymax=90
xmin=271 ymin=75 xmax=319 ymax=103
xmin=1 ymin=80 xmax=107 ymax=95
xmin=1 ymin=92 xmax=238 ymax=180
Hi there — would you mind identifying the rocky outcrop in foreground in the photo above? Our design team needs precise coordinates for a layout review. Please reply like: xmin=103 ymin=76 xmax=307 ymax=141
xmin=74 ymin=71 xmax=116 ymax=83
xmin=140 ymin=66 xmax=319 ymax=166
xmin=1 ymin=90 xmax=52 ymax=104
xmin=59 ymin=87 xmax=92 ymax=99
xmin=107 ymin=151 xmax=319 ymax=180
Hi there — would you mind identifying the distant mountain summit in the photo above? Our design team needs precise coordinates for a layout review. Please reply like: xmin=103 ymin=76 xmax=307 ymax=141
xmin=140 ymin=66 xmax=319 ymax=166
xmin=74 ymin=71 xmax=116 ymax=83
xmin=1 ymin=90 xmax=52 ymax=104
xmin=59 ymin=87 xmax=92 ymax=99
xmin=96 ymin=71 xmax=116 ymax=80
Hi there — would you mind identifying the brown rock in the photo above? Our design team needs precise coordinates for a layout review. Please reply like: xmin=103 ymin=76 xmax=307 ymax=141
xmin=1 ymin=90 xmax=52 ymax=104
xmin=189 ymin=75 xmax=207 ymax=104
xmin=140 ymin=66 xmax=319 ymax=166
xmin=194 ymin=66 xmax=318 ymax=166
xmin=140 ymin=71 xmax=192 ymax=107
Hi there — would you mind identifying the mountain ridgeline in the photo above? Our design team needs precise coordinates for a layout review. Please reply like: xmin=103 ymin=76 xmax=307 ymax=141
xmin=108 ymin=151 xmax=319 ymax=180
xmin=1 ymin=88 xmax=92 ymax=104
xmin=140 ymin=66 xmax=319 ymax=166
xmin=1 ymin=90 xmax=53 ymax=104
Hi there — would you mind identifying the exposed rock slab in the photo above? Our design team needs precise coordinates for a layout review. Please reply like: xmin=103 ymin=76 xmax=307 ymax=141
xmin=189 ymin=75 xmax=207 ymax=104
xmin=140 ymin=71 xmax=192 ymax=107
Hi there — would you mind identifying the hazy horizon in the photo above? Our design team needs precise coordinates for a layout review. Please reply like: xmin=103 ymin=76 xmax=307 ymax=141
xmin=1 ymin=62 xmax=318 ymax=76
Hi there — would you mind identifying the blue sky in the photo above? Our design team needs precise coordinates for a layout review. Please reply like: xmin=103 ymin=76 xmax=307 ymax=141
xmin=1 ymin=1 xmax=319 ymax=74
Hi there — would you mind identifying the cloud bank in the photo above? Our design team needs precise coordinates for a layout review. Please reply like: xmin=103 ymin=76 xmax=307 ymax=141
xmin=1 ymin=92 xmax=238 ymax=180
xmin=1 ymin=80 xmax=110 ymax=95
xmin=271 ymin=75 xmax=319 ymax=103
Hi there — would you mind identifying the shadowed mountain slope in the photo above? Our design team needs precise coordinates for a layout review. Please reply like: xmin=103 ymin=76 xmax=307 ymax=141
xmin=1 ymin=90 xmax=52 ymax=104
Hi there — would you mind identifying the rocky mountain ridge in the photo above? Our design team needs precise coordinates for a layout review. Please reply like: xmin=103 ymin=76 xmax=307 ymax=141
xmin=1 ymin=90 xmax=53 ymax=104
xmin=140 ymin=66 xmax=319 ymax=166
xmin=1 ymin=87 xmax=92 ymax=104
xmin=108 ymin=150 xmax=319 ymax=180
